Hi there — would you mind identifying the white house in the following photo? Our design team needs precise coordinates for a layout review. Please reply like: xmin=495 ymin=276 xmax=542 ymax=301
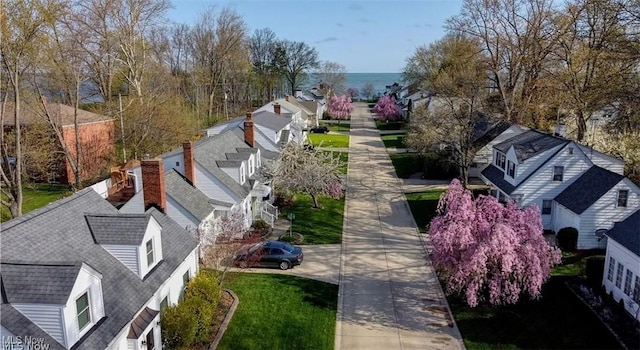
xmin=553 ymin=166 xmax=640 ymax=248
xmin=255 ymin=99 xmax=307 ymax=143
xmin=470 ymin=122 xmax=527 ymax=178
xmin=480 ymin=129 xmax=632 ymax=248
xmin=0 ymin=188 xmax=199 ymax=350
xmin=602 ymin=210 xmax=640 ymax=321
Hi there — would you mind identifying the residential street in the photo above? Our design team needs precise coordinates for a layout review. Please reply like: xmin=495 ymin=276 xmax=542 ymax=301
xmin=335 ymin=102 xmax=464 ymax=350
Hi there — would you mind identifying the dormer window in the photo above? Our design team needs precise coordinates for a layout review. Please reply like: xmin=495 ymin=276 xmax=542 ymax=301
xmin=553 ymin=166 xmax=564 ymax=181
xmin=146 ymin=239 xmax=155 ymax=267
xmin=249 ymin=157 xmax=255 ymax=175
xmin=76 ymin=292 xmax=92 ymax=331
xmin=617 ymin=190 xmax=629 ymax=207
xmin=507 ymin=161 xmax=516 ymax=178
xmin=240 ymin=163 xmax=246 ymax=184
xmin=495 ymin=152 xmax=506 ymax=169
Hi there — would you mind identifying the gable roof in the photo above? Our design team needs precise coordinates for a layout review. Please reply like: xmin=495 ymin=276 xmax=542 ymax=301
xmin=494 ymin=130 xmax=568 ymax=162
xmin=473 ymin=120 xmax=513 ymax=148
xmin=606 ymin=210 xmax=640 ymax=256
xmin=253 ymin=110 xmax=291 ymax=131
xmin=165 ymin=170 xmax=219 ymax=221
xmin=86 ymin=213 xmax=152 ymax=245
xmin=298 ymin=101 xmax=319 ymax=114
xmin=1 ymin=262 xmax=82 ymax=304
xmin=0 ymin=188 xmax=198 ymax=349
xmin=285 ymin=97 xmax=314 ymax=115
xmin=554 ymin=166 xmax=625 ymax=214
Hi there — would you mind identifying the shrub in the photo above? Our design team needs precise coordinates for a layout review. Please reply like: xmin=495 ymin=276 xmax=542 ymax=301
xmin=182 ymin=296 xmax=215 ymax=344
xmin=185 ymin=271 xmax=221 ymax=306
xmin=274 ymin=190 xmax=296 ymax=208
xmin=585 ymin=255 xmax=606 ymax=287
xmin=322 ymin=111 xmax=330 ymax=120
xmin=161 ymin=303 xmax=197 ymax=349
xmin=251 ymin=219 xmax=272 ymax=238
xmin=279 ymin=234 xmax=296 ymax=243
xmin=557 ymin=227 xmax=579 ymax=252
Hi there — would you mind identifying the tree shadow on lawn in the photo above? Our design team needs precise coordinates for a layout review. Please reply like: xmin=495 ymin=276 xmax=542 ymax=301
xmin=450 ymin=277 xmax=621 ymax=349
xmin=284 ymin=194 xmax=345 ymax=245
xmin=270 ymin=274 xmax=339 ymax=310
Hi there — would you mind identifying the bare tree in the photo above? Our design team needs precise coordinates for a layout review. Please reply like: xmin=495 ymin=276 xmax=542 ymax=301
xmin=249 ymin=28 xmax=284 ymax=103
xmin=362 ymin=82 xmax=375 ymax=100
xmin=404 ymin=35 xmax=489 ymax=187
xmin=313 ymin=61 xmax=347 ymax=98
xmin=280 ymin=40 xmax=319 ymax=95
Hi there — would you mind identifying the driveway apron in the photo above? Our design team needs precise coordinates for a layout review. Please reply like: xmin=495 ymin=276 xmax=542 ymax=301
xmin=335 ymin=102 xmax=464 ymax=350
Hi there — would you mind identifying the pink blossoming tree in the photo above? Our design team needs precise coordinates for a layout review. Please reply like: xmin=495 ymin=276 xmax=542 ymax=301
xmin=327 ymin=95 xmax=354 ymax=121
xmin=428 ymin=180 xmax=561 ymax=307
xmin=373 ymin=95 xmax=402 ymax=121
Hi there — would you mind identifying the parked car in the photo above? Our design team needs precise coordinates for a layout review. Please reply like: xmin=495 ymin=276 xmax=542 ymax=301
xmin=310 ymin=126 xmax=329 ymax=133
xmin=234 ymin=240 xmax=303 ymax=270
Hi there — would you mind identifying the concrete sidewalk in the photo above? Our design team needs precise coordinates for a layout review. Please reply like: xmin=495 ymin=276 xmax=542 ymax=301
xmin=335 ymin=102 xmax=464 ymax=350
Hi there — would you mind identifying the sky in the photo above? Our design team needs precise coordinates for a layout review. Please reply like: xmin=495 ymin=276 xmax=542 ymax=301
xmin=168 ymin=0 xmax=464 ymax=73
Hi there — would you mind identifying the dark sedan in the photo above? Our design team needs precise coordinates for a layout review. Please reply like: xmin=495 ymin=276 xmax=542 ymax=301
xmin=234 ymin=240 xmax=303 ymax=270
xmin=310 ymin=126 xmax=329 ymax=133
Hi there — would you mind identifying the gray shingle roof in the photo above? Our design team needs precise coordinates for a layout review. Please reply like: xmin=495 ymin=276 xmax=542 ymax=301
xmin=606 ymin=210 xmax=640 ymax=256
xmin=216 ymin=160 xmax=242 ymax=168
xmin=481 ymin=164 xmax=516 ymax=195
xmin=554 ymin=166 xmax=625 ymax=214
xmin=473 ymin=120 xmax=512 ymax=148
xmin=1 ymin=262 xmax=82 ymax=304
xmin=165 ymin=170 xmax=216 ymax=221
xmin=252 ymin=110 xmax=291 ymax=131
xmin=193 ymin=131 xmax=253 ymax=200
xmin=0 ymin=188 xmax=199 ymax=349
xmin=85 ymin=213 xmax=151 ymax=245
xmin=495 ymin=130 xmax=568 ymax=162
xmin=225 ymin=152 xmax=251 ymax=161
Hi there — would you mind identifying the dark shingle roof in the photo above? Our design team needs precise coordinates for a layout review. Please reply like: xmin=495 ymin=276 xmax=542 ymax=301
xmin=165 ymin=170 xmax=216 ymax=221
xmin=0 ymin=188 xmax=198 ymax=349
xmin=606 ymin=210 xmax=640 ymax=256
xmin=253 ymin=110 xmax=291 ymax=131
xmin=473 ymin=120 xmax=512 ymax=148
xmin=85 ymin=213 xmax=151 ymax=245
xmin=495 ymin=130 xmax=568 ymax=162
xmin=554 ymin=166 xmax=624 ymax=214
xmin=481 ymin=165 xmax=517 ymax=195
xmin=1 ymin=262 xmax=82 ymax=304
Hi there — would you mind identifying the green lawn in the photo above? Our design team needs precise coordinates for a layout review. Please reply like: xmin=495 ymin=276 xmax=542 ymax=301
xmin=308 ymin=133 xmax=350 ymax=148
xmin=219 ymin=273 xmax=338 ymax=350
xmin=405 ymin=190 xmax=444 ymax=232
xmin=381 ymin=133 xmax=406 ymax=148
xmin=319 ymin=121 xmax=350 ymax=133
xmin=389 ymin=153 xmax=422 ymax=178
xmin=321 ymin=151 xmax=349 ymax=174
xmin=281 ymin=193 xmax=345 ymax=244
xmin=375 ymin=120 xmax=405 ymax=131
xmin=1 ymin=183 xmax=73 ymax=222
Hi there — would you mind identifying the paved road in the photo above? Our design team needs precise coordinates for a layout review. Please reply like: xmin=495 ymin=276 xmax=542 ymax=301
xmin=335 ymin=102 xmax=464 ymax=350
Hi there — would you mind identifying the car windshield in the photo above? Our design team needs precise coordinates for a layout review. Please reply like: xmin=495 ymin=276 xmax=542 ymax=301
xmin=248 ymin=243 xmax=263 ymax=254
xmin=280 ymin=243 xmax=295 ymax=253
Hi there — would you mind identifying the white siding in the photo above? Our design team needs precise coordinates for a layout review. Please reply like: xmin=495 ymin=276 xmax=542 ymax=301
xmin=503 ymin=147 xmax=519 ymax=186
xmin=13 ymin=304 xmax=65 ymax=346
xmin=472 ymin=125 xmax=526 ymax=176
xmin=553 ymin=204 xmax=580 ymax=234
xmin=166 ymin=196 xmax=200 ymax=232
xmin=513 ymin=144 xmax=566 ymax=183
xmin=517 ymin=144 xmax=593 ymax=228
xmin=102 ymin=245 xmax=140 ymax=276
xmin=139 ymin=217 xmax=163 ymax=278
xmin=577 ymin=144 xmax=625 ymax=174
xmin=577 ymin=179 xmax=640 ymax=249
xmin=194 ymin=164 xmax=241 ymax=204
xmin=162 ymin=153 xmax=185 ymax=176
xmin=90 ymin=179 xmax=111 ymax=198
xmin=254 ymin=124 xmax=279 ymax=152
xmin=63 ymin=265 xmax=105 ymax=347
xmin=603 ymin=239 xmax=640 ymax=321
xmin=118 ymin=191 xmax=145 ymax=214
xmin=220 ymin=167 xmax=239 ymax=183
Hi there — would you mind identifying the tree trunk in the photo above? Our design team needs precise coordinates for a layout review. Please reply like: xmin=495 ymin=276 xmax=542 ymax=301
xmin=460 ymin=166 xmax=469 ymax=189
xmin=576 ymin=110 xmax=587 ymax=142
xmin=310 ymin=192 xmax=319 ymax=208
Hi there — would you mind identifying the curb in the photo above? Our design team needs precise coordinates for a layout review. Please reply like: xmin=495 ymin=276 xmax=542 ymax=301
xmin=209 ymin=289 xmax=239 ymax=350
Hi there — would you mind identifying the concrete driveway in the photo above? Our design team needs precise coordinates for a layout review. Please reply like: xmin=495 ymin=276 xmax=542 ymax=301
xmin=228 ymin=244 xmax=341 ymax=285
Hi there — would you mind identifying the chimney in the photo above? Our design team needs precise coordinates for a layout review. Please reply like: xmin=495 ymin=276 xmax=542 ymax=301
xmin=141 ymin=159 xmax=167 ymax=213
xmin=244 ymin=112 xmax=255 ymax=147
xmin=273 ymin=103 xmax=281 ymax=115
xmin=183 ymin=141 xmax=195 ymax=185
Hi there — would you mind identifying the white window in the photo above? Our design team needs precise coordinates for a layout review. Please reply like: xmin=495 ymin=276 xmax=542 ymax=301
xmin=607 ymin=257 xmax=615 ymax=282
xmin=180 ymin=270 xmax=190 ymax=301
xmin=617 ymin=190 xmax=629 ymax=207
xmin=507 ymin=161 xmax=516 ymax=178
xmin=615 ymin=263 xmax=624 ymax=288
xmin=146 ymin=239 xmax=154 ymax=267
xmin=624 ymin=270 xmax=633 ymax=295
xmin=249 ymin=158 xmax=255 ymax=175
xmin=240 ymin=164 xmax=246 ymax=184
xmin=495 ymin=152 xmax=506 ymax=169
xmin=76 ymin=292 xmax=91 ymax=331
xmin=553 ymin=166 xmax=564 ymax=181
xmin=160 ymin=296 xmax=169 ymax=311
xmin=542 ymin=200 xmax=552 ymax=215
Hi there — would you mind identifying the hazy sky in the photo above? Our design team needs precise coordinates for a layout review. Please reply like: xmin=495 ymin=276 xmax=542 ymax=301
xmin=168 ymin=0 xmax=463 ymax=73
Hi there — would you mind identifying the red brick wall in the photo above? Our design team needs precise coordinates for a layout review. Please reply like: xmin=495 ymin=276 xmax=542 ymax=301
xmin=62 ymin=120 xmax=115 ymax=184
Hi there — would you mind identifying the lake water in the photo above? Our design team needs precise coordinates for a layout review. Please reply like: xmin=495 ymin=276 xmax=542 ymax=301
xmin=344 ymin=73 xmax=403 ymax=97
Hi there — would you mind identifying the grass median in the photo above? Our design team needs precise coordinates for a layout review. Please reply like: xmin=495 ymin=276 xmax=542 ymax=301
xmin=280 ymin=193 xmax=345 ymax=244
xmin=381 ymin=133 xmax=406 ymax=148
xmin=219 ymin=273 xmax=338 ymax=350
xmin=308 ymin=133 xmax=350 ymax=148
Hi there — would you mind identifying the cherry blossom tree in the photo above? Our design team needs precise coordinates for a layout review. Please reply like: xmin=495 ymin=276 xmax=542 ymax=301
xmin=327 ymin=95 xmax=353 ymax=121
xmin=428 ymin=180 xmax=561 ymax=307
xmin=373 ymin=95 xmax=401 ymax=121
xmin=266 ymin=143 xmax=344 ymax=208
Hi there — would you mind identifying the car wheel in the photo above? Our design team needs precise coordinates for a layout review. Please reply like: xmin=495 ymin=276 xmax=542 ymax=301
xmin=279 ymin=261 xmax=290 ymax=270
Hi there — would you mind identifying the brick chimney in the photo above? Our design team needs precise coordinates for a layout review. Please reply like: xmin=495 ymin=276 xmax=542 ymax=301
xmin=244 ymin=112 xmax=255 ymax=147
xmin=273 ymin=103 xmax=281 ymax=115
xmin=183 ymin=141 xmax=195 ymax=185
xmin=141 ymin=159 xmax=166 ymax=213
